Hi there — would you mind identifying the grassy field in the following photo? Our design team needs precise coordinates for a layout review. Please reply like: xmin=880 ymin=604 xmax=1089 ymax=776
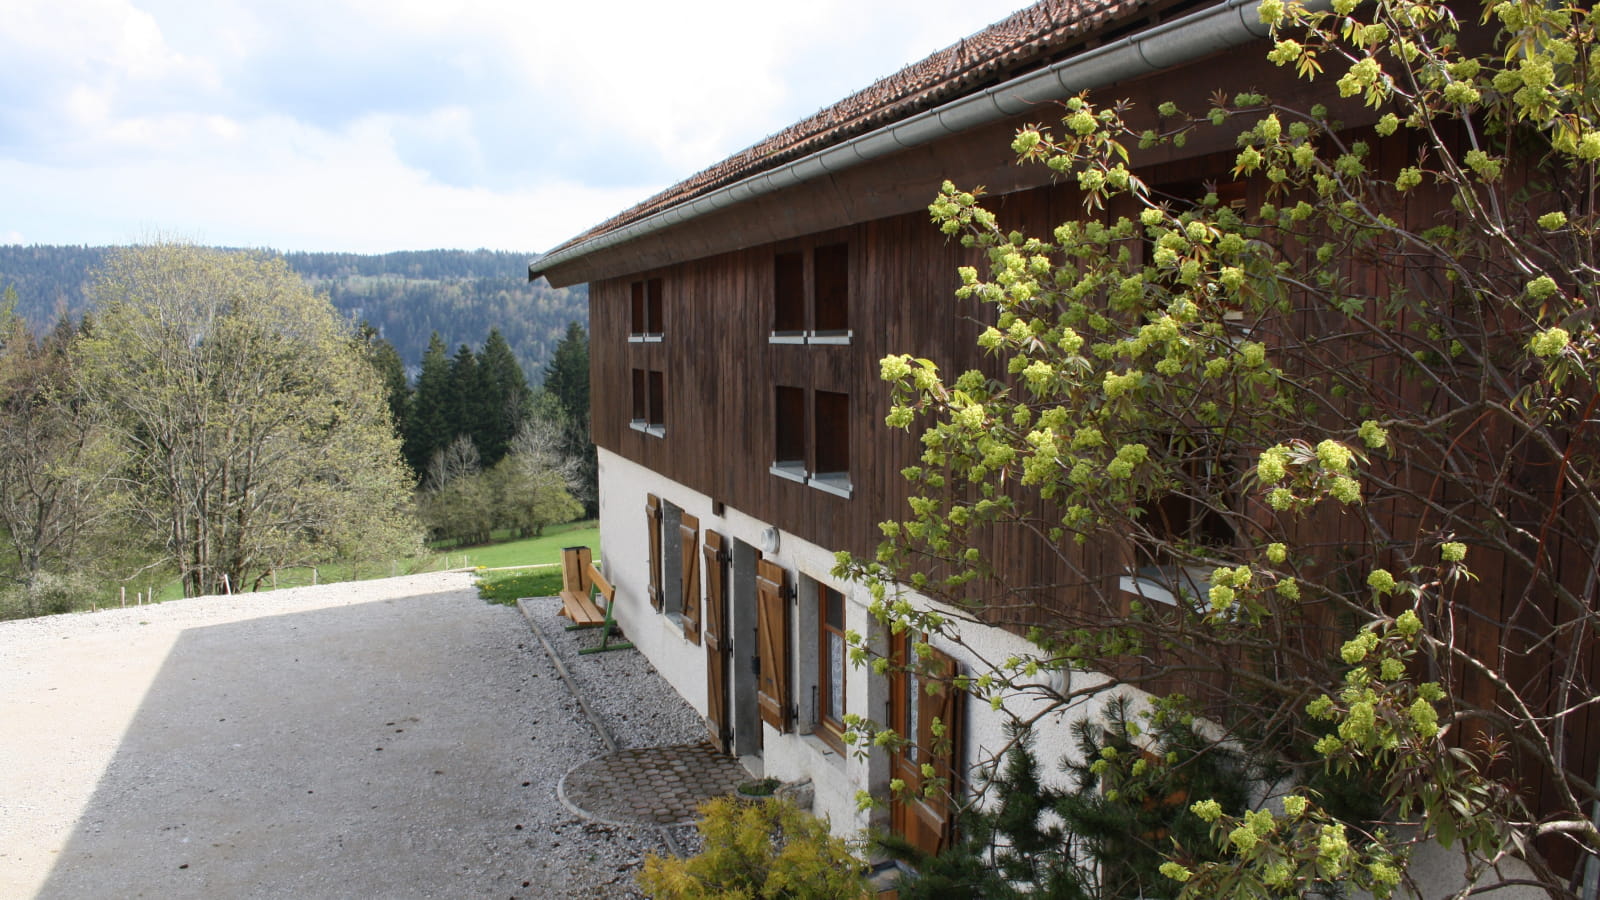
xmin=457 ymin=520 xmax=598 ymax=569
xmin=142 ymin=520 xmax=599 ymax=602
xmin=475 ymin=568 xmax=566 ymax=606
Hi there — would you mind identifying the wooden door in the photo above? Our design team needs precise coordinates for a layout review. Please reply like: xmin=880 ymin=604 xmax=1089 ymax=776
xmin=755 ymin=559 xmax=791 ymax=732
xmin=679 ymin=513 xmax=701 ymax=644
xmin=703 ymin=531 xmax=729 ymax=752
xmin=646 ymin=494 xmax=662 ymax=611
xmin=889 ymin=632 xmax=962 ymax=857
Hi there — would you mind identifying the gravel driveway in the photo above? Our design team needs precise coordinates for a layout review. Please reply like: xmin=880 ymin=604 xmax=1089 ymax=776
xmin=0 ymin=571 xmax=706 ymax=899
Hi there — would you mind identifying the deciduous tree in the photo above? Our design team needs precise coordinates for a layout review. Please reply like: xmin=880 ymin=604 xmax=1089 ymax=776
xmin=77 ymin=243 xmax=420 ymax=597
xmin=0 ymin=292 xmax=121 ymax=590
xmin=845 ymin=0 xmax=1600 ymax=895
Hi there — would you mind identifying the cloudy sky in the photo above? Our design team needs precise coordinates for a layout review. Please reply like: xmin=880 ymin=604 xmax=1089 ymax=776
xmin=1 ymin=0 xmax=1033 ymax=254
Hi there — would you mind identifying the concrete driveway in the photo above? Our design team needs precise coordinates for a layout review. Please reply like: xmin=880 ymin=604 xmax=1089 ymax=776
xmin=0 ymin=572 xmax=675 ymax=899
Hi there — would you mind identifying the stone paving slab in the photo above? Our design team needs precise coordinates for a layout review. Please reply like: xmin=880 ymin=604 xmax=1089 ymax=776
xmin=560 ymin=742 xmax=750 ymax=826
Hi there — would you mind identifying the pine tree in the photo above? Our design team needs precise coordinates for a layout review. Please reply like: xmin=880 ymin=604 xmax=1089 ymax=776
xmin=446 ymin=343 xmax=491 ymax=462
xmin=359 ymin=321 xmax=410 ymax=439
xmin=542 ymin=321 xmax=589 ymax=426
xmin=540 ymin=322 xmax=597 ymax=516
xmin=476 ymin=328 xmax=531 ymax=467
xmin=404 ymin=332 xmax=452 ymax=475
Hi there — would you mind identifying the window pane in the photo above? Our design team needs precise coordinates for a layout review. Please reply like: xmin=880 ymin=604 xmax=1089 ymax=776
xmin=773 ymin=252 xmax=805 ymax=334
xmin=827 ymin=630 xmax=845 ymax=720
xmin=631 ymin=369 xmax=646 ymax=421
xmin=813 ymin=243 xmax=848 ymax=333
xmin=630 ymin=281 xmax=645 ymax=335
xmin=824 ymin=586 xmax=843 ymax=629
xmin=906 ymin=670 xmax=920 ymax=764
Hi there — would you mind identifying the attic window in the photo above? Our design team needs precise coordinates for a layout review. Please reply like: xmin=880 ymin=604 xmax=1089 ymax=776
xmin=630 ymin=277 xmax=664 ymax=341
xmin=1149 ymin=179 xmax=1247 ymax=323
xmin=631 ymin=368 xmax=666 ymax=437
xmin=771 ymin=385 xmax=807 ymax=482
xmin=769 ymin=385 xmax=852 ymax=498
xmin=812 ymin=390 xmax=851 ymax=498
xmin=774 ymin=252 xmax=806 ymax=339
xmin=770 ymin=243 xmax=852 ymax=344
xmin=812 ymin=244 xmax=849 ymax=336
xmin=1121 ymin=434 xmax=1236 ymax=605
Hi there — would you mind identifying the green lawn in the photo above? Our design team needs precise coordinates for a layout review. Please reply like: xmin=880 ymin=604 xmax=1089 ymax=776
xmin=475 ymin=568 xmax=566 ymax=606
xmin=144 ymin=519 xmax=599 ymax=602
xmin=453 ymin=520 xmax=598 ymax=570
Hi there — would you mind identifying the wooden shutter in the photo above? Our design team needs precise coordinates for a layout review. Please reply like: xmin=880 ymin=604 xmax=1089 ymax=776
xmin=755 ymin=559 xmax=791 ymax=732
xmin=646 ymin=494 xmax=662 ymax=611
xmin=891 ymin=637 xmax=963 ymax=856
xmin=916 ymin=645 xmax=963 ymax=853
xmin=679 ymin=512 xmax=701 ymax=644
xmin=703 ymin=531 xmax=729 ymax=752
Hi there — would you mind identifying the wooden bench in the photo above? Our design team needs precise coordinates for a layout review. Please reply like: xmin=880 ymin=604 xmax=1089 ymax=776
xmin=558 ymin=546 xmax=602 ymax=625
xmin=556 ymin=546 xmax=633 ymax=654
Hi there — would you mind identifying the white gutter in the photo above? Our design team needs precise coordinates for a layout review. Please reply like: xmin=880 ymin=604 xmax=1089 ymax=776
xmin=531 ymin=0 xmax=1302 ymax=279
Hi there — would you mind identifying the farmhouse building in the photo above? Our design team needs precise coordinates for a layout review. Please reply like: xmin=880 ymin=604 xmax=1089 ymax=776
xmin=531 ymin=0 xmax=1588 ymax=886
xmin=529 ymin=0 xmax=1319 ymax=852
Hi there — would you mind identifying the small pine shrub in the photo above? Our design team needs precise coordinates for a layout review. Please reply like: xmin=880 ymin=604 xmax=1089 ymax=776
xmin=883 ymin=697 xmax=1252 ymax=900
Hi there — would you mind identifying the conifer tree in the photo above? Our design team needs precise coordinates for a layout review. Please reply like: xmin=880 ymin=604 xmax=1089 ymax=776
xmin=540 ymin=321 xmax=596 ymax=515
xmin=476 ymin=327 xmax=531 ymax=466
xmin=542 ymin=321 xmax=589 ymax=426
xmin=359 ymin=321 xmax=410 ymax=438
xmin=446 ymin=343 xmax=491 ymax=462
xmin=404 ymin=332 xmax=452 ymax=475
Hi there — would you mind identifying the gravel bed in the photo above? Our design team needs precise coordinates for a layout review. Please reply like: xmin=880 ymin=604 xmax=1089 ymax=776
xmin=0 ymin=572 xmax=711 ymax=899
xmin=518 ymin=596 xmax=711 ymax=858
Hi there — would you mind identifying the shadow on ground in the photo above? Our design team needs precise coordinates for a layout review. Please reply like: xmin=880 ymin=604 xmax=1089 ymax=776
xmin=33 ymin=587 xmax=601 ymax=900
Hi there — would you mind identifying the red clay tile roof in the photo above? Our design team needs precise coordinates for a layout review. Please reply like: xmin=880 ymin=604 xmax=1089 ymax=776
xmin=544 ymin=0 xmax=1166 ymax=257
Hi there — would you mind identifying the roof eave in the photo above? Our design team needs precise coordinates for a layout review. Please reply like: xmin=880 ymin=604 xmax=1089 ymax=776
xmin=531 ymin=0 xmax=1301 ymax=286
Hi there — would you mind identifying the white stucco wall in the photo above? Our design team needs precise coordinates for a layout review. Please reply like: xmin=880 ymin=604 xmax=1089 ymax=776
xmin=596 ymin=449 xmax=1554 ymax=897
xmin=595 ymin=448 xmax=1117 ymax=837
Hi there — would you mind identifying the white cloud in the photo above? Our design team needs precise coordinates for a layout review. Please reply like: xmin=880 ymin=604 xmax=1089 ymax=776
xmin=0 ymin=0 xmax=1034 ymax=252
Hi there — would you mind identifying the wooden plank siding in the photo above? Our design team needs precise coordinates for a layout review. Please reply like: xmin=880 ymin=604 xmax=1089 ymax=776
xmin=591 ymin=208 xmax=989 ymax=567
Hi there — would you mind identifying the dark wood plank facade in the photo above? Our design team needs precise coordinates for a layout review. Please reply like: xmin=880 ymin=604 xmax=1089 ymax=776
xmin=592 ymin=211 xmax=983 ymax=562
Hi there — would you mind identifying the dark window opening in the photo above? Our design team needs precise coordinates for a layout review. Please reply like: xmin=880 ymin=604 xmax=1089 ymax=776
xmin=814 ymin=390 xmax=849 ymax=476
xmin=631 ymin=368 xmax=647 ymax=424
xmin=631 ymin=368 xmax=666 ymax=437
xmin=769 ymin=386 xmax=851 ymax=497
xmin=813 ymin=243 xmax=849 ymax=335
xmin=1128 ymin=435 xmax=1237 ymax=605
xmin=774 ymin=252 xmax=806 ymax=335
xmin=773 ymin=385 xmax=807 ymax=478
xmin=630 ymin=277 xmax=664 ymax=338
xmin=647 ymin=370 xmax=665 ymax=428
xmin=770 ymin=243 xmax=850 ymax=342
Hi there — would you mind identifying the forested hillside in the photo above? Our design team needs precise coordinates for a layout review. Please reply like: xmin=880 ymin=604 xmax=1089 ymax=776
xmin=0 ymin=245 xmax=585 ymax=381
